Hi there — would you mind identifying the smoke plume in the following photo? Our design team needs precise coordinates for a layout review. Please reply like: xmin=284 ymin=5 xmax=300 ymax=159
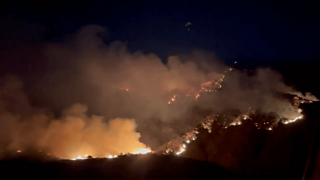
xmin=35 ymin=25 xmax=314 ymax=122
xmin=0 ymin=24 xmax=317 ymax=151
xmin=0 ymin=76 xmax=148 ymax=158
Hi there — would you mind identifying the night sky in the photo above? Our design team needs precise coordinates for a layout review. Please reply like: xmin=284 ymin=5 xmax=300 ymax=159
xmin=1 ymin=0 xmax=319 ymax=66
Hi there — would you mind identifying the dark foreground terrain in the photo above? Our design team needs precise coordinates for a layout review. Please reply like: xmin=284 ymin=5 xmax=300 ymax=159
xmin=0 ymin=153 xmax=308 ymax=180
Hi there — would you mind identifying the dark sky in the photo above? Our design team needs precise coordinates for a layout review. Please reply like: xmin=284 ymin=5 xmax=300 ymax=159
xmin=1 ymin=0 xmax=319 ymax=66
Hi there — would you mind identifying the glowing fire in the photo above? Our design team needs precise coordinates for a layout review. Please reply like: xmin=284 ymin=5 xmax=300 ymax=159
xmin=133 ymin=148 xmax=152 ymax=155
xmin=71 ymin=155 xmax=85 ymax=160
xmin=65 ymin=148 xmax=152 ymax=161
xmin=106 ymin=67 xmax=313 ymax=159
xmin=159 ymin=95 xmax=310 ymax=156
xmin=0 ymin=56 xmax=316 ymax=173
xmin=195 ymin=94 xmax=200 ymax=100
xmin=168 ymin=95 xmax=178 ymax=104
xmin=5 ymin=67 xmax=314 ymax=162
xmin=282 ymin=115 xmax=303 ymax=125
xmin=167 ymin=72 xmax=225 ymax=103
xmin=107 ymin=155 xmax=118 ymax=159
xmin=176 ymin=144 xmax=186 ymax=155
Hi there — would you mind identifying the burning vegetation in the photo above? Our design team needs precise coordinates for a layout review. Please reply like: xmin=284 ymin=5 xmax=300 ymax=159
xmin=0 ymin=25 xmax=318 ymax=163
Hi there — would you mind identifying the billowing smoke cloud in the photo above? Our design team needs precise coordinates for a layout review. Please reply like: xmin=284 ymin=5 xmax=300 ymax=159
xmin=35 ymin=25 xmax=314 ymax=123
xmin=0 ymin=24 xmax=317 ymax=151
xmin=38 ymin=27 xmax=219 ymax=121
xmin=196 ymin=68 xmax=304 ymax=120
xmin=0 ymin=76 xmax=148 ymax=158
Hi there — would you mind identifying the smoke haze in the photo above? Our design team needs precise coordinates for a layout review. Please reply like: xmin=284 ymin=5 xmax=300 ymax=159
xmin=0 ymin=76 xmax=148 ymax=158
xmin=37 ymin=25 xmax=310 ymax=120
xmin=0 ymin=24 xmax=317 ymax=153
